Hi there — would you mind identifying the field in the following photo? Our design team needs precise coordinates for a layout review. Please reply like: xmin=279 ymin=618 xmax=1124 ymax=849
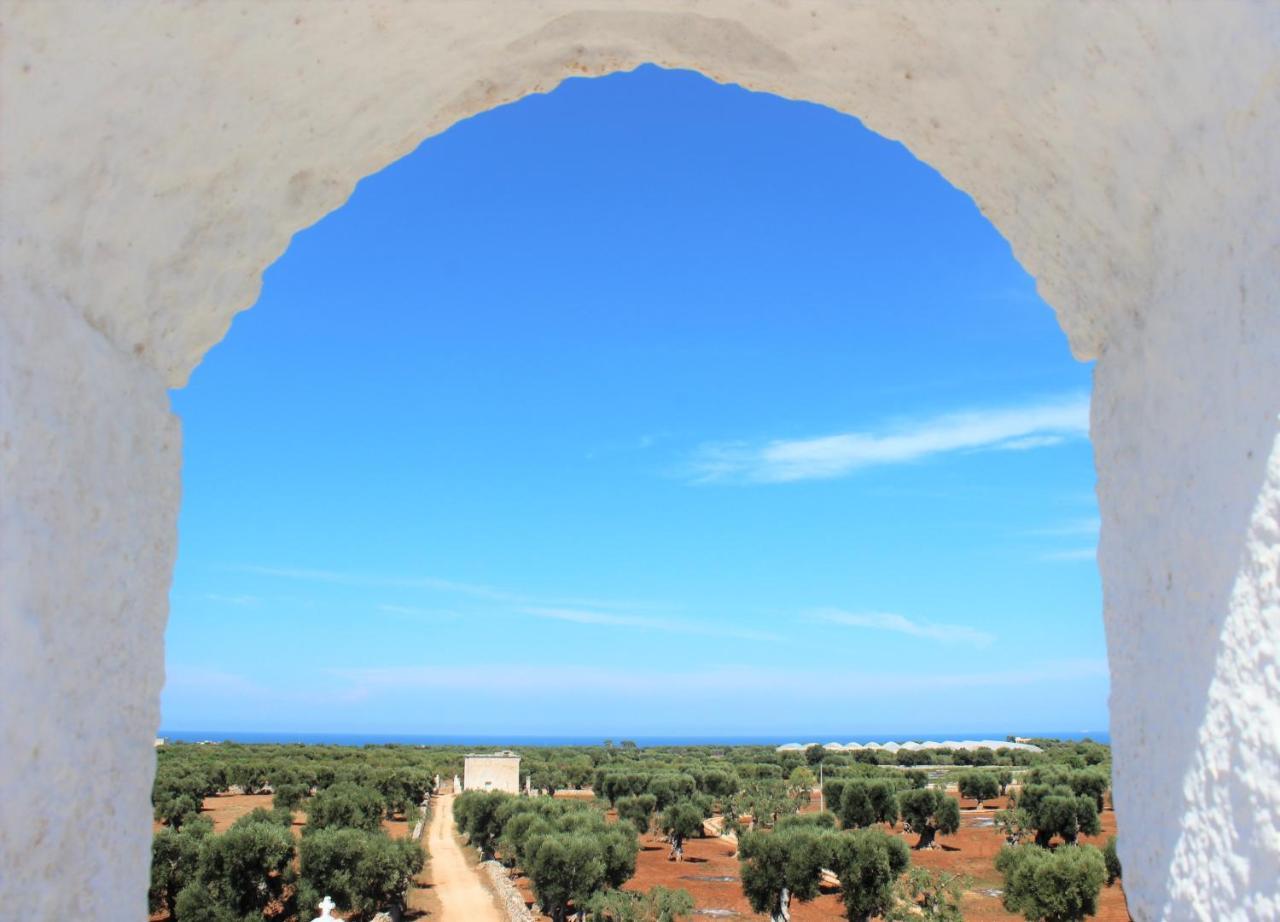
xmin=149 ymin=793 xmax=433 ymax=922
xmin=492 ymin=788 xmax=1130 ymax=922
xmin=151 ymin=738 xmax=1124 ymax=921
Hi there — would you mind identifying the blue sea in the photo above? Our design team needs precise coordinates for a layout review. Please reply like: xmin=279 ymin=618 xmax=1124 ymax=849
xmin=158 ymin=730 xmax=1109 ymax=747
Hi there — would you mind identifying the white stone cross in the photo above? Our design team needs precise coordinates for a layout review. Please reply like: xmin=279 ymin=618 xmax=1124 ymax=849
xmin=311 ymin=895 xmax=337 ymax=921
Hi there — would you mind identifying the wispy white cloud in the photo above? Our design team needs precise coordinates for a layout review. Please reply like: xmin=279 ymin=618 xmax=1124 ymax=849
xmin=378 ymin=604 xmax=460 ymax=619
xmin=233 ymin=565 xmax=523 ymax=603
xmin=1040 ymin=548 xmax=1097 ymax=562
xmin=327 ymin=658 xmax=1107 ymax=698
xmin=1025 ymin=518 xmax=1100 ymax=538
xmin=233 ymin=564 xmax=665 ymax=613
xmin=688 ymin=393 xmax=1089 ymax=483
xmin=521 ymin=606 xmax=780 ymax=642
xmin=812 ymin=608 xmax=995 ymax=648
xmin=203 ymin=593 xmax=261 ymax=606
xmin=229 ymin=564 xmax=765 ymax=640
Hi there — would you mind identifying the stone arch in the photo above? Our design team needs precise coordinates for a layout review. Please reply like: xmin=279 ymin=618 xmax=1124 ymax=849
xmin=2 ymin=3 xmax=1276 ymax=919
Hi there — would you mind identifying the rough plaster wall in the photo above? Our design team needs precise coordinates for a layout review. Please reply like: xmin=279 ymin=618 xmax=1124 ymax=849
xmin=1 ymin=1 xmax=1276 ymax=918
xmin=0 ymin=286 xmax=179 ymax=917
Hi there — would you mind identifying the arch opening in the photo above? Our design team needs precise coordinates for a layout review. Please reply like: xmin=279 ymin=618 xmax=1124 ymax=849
xmin=159 ymin=65 xmax=1120 ymax=920
xmin=3 ymin=6 xmax=1276 ymax=921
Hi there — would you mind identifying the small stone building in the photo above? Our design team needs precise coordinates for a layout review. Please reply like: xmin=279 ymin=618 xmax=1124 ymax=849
xmin=463 ymin=751 xmax=521 ymax=794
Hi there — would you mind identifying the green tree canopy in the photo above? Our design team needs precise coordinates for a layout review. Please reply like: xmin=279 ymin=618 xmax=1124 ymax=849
xmin=1102 ymin=835 xmax=1122 ymax=886
xmin=148 ymin=819 xmax=212 ymax=917
xmin=739 ymin=825 xmax=838 ymax=922
xmin=829 ymin=827 xmax=911 ymax=922
xmin=1016 ymin=784 xmax=1101 ymax=846
xmin=837 ymin=780 xmax=900 ymax=829
xmin=587 ymin=885 xmax=695 ymax=922
xmin=297 ymin=827 xmax=424 ymax=922
xmin=175 ymin=818 xmax=295 ymax=920
xmin=453 ymin=790 xmax=513 ymax=858
xmin=995 ymin=844 xmax=1106 ymax=922
xmin=898 ymin=788 xmax=961 ymax=849
xmin=957 ymin=771 xmax=1001 ymax=807
xmin=660 ymin=801 xmax=705 ymax=860
xmin=305 ymin=782 xmax=386 ymax=834
xmin=616 ymin=794 xmax=658 ymax=834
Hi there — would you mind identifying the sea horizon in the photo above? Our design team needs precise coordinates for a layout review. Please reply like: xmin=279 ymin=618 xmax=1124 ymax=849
xmin=157 ymin=729 xmax=1110 ymax=747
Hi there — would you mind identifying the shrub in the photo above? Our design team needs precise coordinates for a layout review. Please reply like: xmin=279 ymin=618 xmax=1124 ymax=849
xmin=995 ymin=844 xmax=1106 ymax=922
xmin=305 ymin=782 xmax=385 ymax=833
xmin=297 ymin=827 xmax=424 ymax=921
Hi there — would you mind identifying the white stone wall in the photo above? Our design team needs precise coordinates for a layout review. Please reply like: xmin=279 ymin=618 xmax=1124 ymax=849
xmin=2 ymin=2 xmax=1276 ymax=918
xmin=464 ymin=755 xmax=522 ymax=795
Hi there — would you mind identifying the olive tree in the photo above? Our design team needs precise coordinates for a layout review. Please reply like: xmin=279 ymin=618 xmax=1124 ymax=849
xmin=838 ymin=780 xmax=900 ymax=829
xmin=995 ymin=844 xmax=1106 ymax=922
xmin=829 ymin=827 xmax=911 ymax=922
xmin=148 ymin=818 xmax=212 ymax=917
xmin=646 ymin=773 xmax=697 ymax=810
xmin=660 ymin=801 xmax=705 ymax=861
xmin=174 ymin=818 xmax=296 ymax=921
xmin=1016 ymin=785 xmax=1100 ymax=846
xmin=616 ymin=793 xmax=658 ymax=835
xmin=898 ymin=788 xmax=960 ymax=849
xmin=305 ymin=782 xmax=385 ymax=833
xmin=525 ymin=833 xmax=609 ymax=922
xmin=739 ymin=825 xmax=837 ymax=922
xmin=453 ymin=790 xmax=512 ymax=858
xmin=272 ymin=782 xmax=308 ymax=813
xmin=957 ymin=772 xmax=1000 ymax=808
xmin=298 ymin=827 xmax=425 ymax=921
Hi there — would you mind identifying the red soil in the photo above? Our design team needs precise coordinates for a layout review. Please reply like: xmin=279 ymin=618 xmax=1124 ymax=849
xmin=509 ymin=793 xmax=1131 ymax=922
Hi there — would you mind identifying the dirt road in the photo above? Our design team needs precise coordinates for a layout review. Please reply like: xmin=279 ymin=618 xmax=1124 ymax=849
xmin=425 ymin=793 xmax=505 ymax=922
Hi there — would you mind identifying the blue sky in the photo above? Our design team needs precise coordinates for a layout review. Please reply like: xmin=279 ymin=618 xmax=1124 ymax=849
xmin=162 ymin=67 xmax=1105 ymax=739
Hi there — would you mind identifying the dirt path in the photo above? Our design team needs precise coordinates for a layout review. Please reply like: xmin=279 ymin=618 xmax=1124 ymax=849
xmin=426 ymin=793 xmax=505 ymax=922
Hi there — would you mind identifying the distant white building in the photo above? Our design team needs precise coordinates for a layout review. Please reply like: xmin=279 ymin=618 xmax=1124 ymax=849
xmin=463 ymin=751 xmax=521 ymax=793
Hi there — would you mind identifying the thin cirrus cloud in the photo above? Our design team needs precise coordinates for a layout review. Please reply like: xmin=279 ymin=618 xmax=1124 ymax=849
xmin=688 ymin=392 xmax=1090 ymax=483
xmin=233 ymin=564 xmax=662 ymax=613
xmin=228 ymin=564 xmax=772 ymax=641
xmin=521 ymin=606 xmax=780 ymax=642
xmin=812 ymin=608 xmax=995 ymax=648
xmin=1040 ymin=548 xmax=1097 ymax=562
xmin=325 ymin=658 xmax=1106 ymax=698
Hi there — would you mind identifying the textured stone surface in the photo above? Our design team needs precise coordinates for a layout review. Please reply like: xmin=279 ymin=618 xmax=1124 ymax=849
xmin=1 ymin=2 xmax=1276 ymax=919
xmin=481 ymin=860 xmax=538 ymax=922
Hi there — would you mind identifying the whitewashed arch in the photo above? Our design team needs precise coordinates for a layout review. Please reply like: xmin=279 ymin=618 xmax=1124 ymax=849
xmin=1 ymin=3 xmax=1276 ymax=918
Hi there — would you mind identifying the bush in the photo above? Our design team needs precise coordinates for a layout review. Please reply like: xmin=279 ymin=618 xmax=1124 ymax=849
xmin=995 ymin=844 xmax=1106 ymax=922
xmin=829 ymin=827 xmax=911 ymax=922
xmin=298 ymin=827 xmax=424 ymax=921
xmin=148 ymin=819 xmax=212 ymax=917
xmin=176 ymin=818 xmax=295 ymax=920
xmin=616 ymin=794 xmax=658 ymax=834
xmin=305 ymin=782 xmax=385 ymax=833
xmin=1102 ymin=835 xmax=1122 ymax=885
xmin=587 ymin=885 xmax=695 ymax=922
xmin=837 ymin=780 xmax=899 ymax=829
xmin=1016 ymin=784 xmax=1101 ymax=846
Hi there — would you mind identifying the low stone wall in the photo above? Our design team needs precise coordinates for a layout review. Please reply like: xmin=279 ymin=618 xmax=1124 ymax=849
xmin=481 ymin=860 xmax=536 ymax=922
